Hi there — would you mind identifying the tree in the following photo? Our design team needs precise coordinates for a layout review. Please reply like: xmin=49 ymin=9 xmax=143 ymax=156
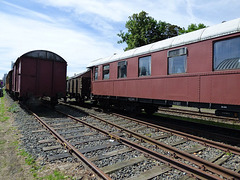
xmin=118 ymin=11 xmax=182 ymax=51
xmin=179 ymin=23 xmax=207 ymax=34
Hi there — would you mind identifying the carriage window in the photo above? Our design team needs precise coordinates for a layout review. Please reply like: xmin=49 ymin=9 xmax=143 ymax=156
xmin=118 ymin=61 xmax=127 ymax=78
xmin=94 ymin=67 xmax=98 ymax=80
xmin=168 ymin=48 xmax=187 ymax=74
xmin=214 ymin=37 xmax=240 ymax=70
xmin=139 ymin=56 xmax=151 ymax=76
xmin=168 ymin=55 xmax=187 ymax=74
xmin=103 ymin=65 xmax=110 ymax=79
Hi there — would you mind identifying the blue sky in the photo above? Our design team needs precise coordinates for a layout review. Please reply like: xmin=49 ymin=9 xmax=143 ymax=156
xmin=0 ymin=0 xmax=240 ymax=79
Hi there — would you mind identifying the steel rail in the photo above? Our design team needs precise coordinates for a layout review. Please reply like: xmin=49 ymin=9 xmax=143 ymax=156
xmin=112 ymin=113 xmax=240 ymax=156
xmin=56 ymin=110 xmax=220 ymax=180
xmin=158 ymin=107 xmax=239 ymax=122
xmin=88 ymin=112 xmax=240 ymax=179
xmin=21 ymin=104 xmax=111 ymax=180
xmin=56 ymin=106 xmax=240 ymax=180
xmin=111 ymin=132 xmax=219 ymax=180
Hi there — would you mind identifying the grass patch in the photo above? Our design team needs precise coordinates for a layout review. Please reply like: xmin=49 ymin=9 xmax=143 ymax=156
xmin=0 ymin=139 xmax=7 ymax=145
xmin=0 ymin=116 xmax=9 ymax=122
xmin=18 ymin=149 xmax=73 ymax=180
xmin=18 ymin=149 xmax=36 ymax=166
xmin=0 ymin=93 xmax=10 ymax=122
xmin=10 ymin=139 xmax=19 ymax=147
xmin=39 ymin=170 xmax=73 ymax=180
xmin=155 ymin=112 xmax=240 ymax=130
xmin=225 ymin=152 xmax=232 ymax=156
xmin=18 ymin=149 xmax=42 ymax=178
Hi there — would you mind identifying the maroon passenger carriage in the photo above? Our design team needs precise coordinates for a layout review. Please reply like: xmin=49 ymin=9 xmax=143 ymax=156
xmin=88 ymin=18 xmax=240 ymax=118
xmin=10 ymin=50 xmax=67 ymax=104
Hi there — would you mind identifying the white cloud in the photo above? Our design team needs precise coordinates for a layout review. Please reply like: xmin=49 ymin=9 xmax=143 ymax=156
xmin=35 ymin=0 xmax=239 ymax=32
xmin=35 ymin=0 xmax=132 ymax=22
xmin=1 ymin=0 xmax=240 ymax=79
xmin=34 ymin=0 xmax=198 ymax=29
xmin=185 ymin=0 xmax=195 ymax=22
xmin=0 ymin=11 xmax=122 ymax=78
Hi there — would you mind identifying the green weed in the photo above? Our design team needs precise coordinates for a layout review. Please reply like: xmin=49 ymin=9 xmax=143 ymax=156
xmin=0 ymin=96 xmax=9 ymax=122
xmin=225 ymin=152 xmax=232 ymax=156
xmin=8 ymin=103 xmax=19 ymax=113
xmin=18 ymin=149 xmax=35 ymax=166
xmin=10 ymin=140 xmax=19 ymax=148
xmin=38 ymin=170 xmax=73 ymax=180
xmin=0 ymin=139 xmax=7 ymax=145
xmin=17 ymin=149 xmax=72 ymax=180
xmin=145 ymin=133 xmax=152 ymax=137
xmin=44 ymin=170 xmax=68 ymax=180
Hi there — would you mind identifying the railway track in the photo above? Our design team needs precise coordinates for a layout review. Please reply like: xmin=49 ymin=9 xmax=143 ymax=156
xmin=59 ymin=102 xmax=240 ymax=179
xmin=21 ymin=103 xmax=201 ymax=179
xmin=19 ymin=101 xmax=240 ymax=179
xmin=158 ymin=107 xmax=240 ymax=124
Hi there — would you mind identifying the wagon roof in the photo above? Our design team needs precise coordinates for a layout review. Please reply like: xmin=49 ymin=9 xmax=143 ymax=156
xmin=20 ymin=50 xmax=66 ymax=63
xmin=68 ymin=70 xmax=90 ymax=80
xmin=87 ymin=18 xmax=240 ymax=68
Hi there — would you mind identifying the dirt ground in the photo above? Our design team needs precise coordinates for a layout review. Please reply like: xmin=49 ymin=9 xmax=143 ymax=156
xmin=0 ymin=98 xmax=33 ymax=180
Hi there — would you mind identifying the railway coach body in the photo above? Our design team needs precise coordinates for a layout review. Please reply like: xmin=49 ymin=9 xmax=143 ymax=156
xmin=5 ymin=70 xmax=13 ymax=92
xmin=11 ymin=50 xmax=67 ymax=103
xmin=88 ymin=18 xmax=240 ymax=117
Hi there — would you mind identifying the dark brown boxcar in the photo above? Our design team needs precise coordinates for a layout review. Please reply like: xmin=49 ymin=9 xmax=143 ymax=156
xmin=5 ymin=70 xmax=13 ymax=92
xmin=12 ymin=50 xmax=67 ymax=102
xmin=67 ymin=70 xmax=91 ymax=102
